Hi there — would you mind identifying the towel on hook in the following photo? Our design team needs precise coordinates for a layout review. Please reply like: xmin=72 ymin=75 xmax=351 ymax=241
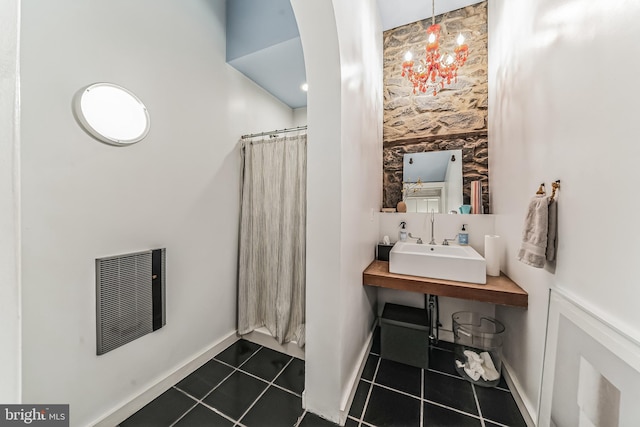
xmin=517 ymin=195 xmax=549 ymax=268
xmin=546 ymin=199 xmax=558 ymax=262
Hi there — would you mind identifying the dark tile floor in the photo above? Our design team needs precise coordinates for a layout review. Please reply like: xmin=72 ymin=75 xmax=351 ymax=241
xmin=120 ymin=329 xmax=527 ymax=427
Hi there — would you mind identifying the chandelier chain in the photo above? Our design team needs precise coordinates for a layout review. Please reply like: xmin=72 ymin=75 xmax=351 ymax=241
xmin=432 ymin=0 xmax=435 ymax=25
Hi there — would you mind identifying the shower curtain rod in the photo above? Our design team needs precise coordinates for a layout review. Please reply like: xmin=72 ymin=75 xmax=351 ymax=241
xmin=241 ymin=125 xmax=307 ymax=140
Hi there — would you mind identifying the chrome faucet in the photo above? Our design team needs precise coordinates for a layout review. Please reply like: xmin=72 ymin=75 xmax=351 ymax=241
xmin=442 ymin=235 xmax=458 ymax=246
xmin=408 ymin=233 xmax=423 ymax=244
xmin=428 ymin=210 xmax=437 ymax=245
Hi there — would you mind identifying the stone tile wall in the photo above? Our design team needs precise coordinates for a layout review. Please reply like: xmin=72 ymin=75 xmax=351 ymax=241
xmin=383 ymin=1 xmax=489 ymax=212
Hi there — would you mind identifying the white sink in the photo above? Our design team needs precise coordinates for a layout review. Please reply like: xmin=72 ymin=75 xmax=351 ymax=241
xmin=389 ymin=241 xmax=487 ymax=284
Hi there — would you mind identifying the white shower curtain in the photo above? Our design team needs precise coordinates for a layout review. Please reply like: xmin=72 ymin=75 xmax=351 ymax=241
xmin=238 ymin=134 xmax=306 ymax=347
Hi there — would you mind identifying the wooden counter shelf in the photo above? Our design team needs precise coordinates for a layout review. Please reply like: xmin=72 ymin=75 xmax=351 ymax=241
xmin=363 ymin=260 xmax=528 ymax=308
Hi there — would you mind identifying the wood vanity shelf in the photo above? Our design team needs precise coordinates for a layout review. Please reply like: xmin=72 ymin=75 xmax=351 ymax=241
xmin=363 ymin=260 xmax=528 ymax=308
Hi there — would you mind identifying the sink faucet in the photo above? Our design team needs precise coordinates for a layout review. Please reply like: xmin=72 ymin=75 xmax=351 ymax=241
xmin=408 ymin=233 xmax=423 ymax=244
xmin=442 ymin=235 xmax=458 ymax=246
xmin=428 ymin=210 xmax=437 ymax=245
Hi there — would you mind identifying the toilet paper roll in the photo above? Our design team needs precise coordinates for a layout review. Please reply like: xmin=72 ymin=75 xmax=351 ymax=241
xmin=485 ymin=235 xmax=501 ymax=276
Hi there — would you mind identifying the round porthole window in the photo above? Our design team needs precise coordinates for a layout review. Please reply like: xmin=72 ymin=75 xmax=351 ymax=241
xmin=73 ymin=82 xmax=150 ymax=146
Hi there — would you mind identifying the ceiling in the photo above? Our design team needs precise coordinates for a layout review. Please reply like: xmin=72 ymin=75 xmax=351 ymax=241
xmin=226 ymin=0 xmax=484 ymax=109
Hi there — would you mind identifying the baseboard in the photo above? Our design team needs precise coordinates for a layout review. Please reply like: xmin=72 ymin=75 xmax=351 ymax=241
xmin=90 ymin=331 xmax=238 ymax=427
xmin=502 ymin=358 xmax=537 ymax=427
xmin=242 ymin=327 xmax=305 ymax=360
xmin=337 ymin=320 xmax=377 ymax=426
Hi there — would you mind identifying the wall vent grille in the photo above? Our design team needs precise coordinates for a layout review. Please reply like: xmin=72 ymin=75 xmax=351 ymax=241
xmin=96 ymin=249 xmax=165 ymax=355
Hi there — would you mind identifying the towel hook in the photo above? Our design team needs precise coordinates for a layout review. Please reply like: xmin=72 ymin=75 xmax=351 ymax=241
xmin=549 ymin=180 xmax=560 ymax=202
xmin=536 ymin=183 xmax=546 ymax=195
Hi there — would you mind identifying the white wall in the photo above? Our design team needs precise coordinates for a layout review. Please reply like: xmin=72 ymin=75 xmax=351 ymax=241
xmin=488 ymin=0 xmax=640 ymax=422
xmin=20 ymin=1 xmax=293 ymax=425
xmin=443 ymin=151 xmax=463 ymax=213
xmin=291 ymin=0 xmax=382 ymax=423
xmin=0 ymin=0 xmax=21 ymax=404
xmin=293 ymin=107 xmax=307 ymax=126
xmin=333 ymin=0 xmax=383 ymax=415
xmin=290 ymin=1 xmax=343 ymax=420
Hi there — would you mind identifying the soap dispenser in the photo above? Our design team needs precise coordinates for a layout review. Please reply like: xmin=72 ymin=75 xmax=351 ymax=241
xmin=399 ymin=222 xmax=408 ymax=242
xmin=458 ymin=224 xmax=469 ymax=246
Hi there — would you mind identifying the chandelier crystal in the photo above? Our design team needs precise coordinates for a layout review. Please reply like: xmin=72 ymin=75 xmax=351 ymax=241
xmin=401 ymin=0 xmax=469 ymax=96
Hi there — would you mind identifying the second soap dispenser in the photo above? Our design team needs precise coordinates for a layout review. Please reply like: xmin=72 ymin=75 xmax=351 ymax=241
xmin=458 ymin=224 xmax=469 ymax=246
xmin=399 ymin=221 xmax=408 ymax=242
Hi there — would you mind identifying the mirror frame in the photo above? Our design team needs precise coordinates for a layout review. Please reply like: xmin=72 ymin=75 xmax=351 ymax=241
xmin=73 ymin=82 xmax=150 ymax=146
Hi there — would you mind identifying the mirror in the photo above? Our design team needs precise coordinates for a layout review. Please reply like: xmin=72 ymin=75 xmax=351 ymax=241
xmin=73 ymin=83 xmax=150 ymax=146
xmin=402 ymin=150 xmax=463 ymax=213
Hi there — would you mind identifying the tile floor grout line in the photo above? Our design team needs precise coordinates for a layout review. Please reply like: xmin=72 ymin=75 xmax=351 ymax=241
xmin=361 ymin=352 xmax=484 ymax=420
xmin=293 ymin=409 xmax=306 ymax=427
xmin=138 ymin=339 xmax=516 ymax=427
xmin=358 ymin=357 xmax=382 ymax=425
xmin=233 ymin=415 xmax=248 ymax=427
xmin=241 ymin=354 xmax=295 ymax=385
xmin=128 ymin=342 xmax=300 ymax=427
xmin=426 ymin=367 xmax=464 ymax=380
xmin=172 ymin=342 xmax=263 ymax=407
xmin=358 ymin=356 xmax=381 ymax=425
xmin=427 ymin=367 xmax=510 ymax=395
xmin=166 ymin=400 xmax=200 ymax=427
xmin=423 ymin=398 xmax=482 ymax=421
xmin=482 ymin=419 xmax=512 ymax=427
xmin=172 ymin=343 xmax=266 ymax=426
xmin=171 ymin=386 xmax=239 ymax=426
xmin=369 ymin=381 xmax=421 ymax=401
xmin=233 ymin=381 xmax=273 ymax=426
xmin=215 ymin=354 xmax=302 ymax=398
xmin=175 ymin=363 xmax=237 ymax=398
xmin=235 ymin=344 xmax=266 ymax=369
xmin=176 ymin=363 xmax=240 ymax=411
xmin=201 ymin=397 xmax=246 ymax=426
xmin=235 ymin=355 xmax=298 ymax=426
xmin=471 ymin=383 xmax=487 ymax=427
xmin=237 ymin=365 xmax=301 ymax=398
xmin=365 ymin=372 xmax=485 ymax=418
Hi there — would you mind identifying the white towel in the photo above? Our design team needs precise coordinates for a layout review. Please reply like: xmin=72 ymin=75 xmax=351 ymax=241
xmin=479 ymin=352 xmax=500 ymax=382
xmin=461 ymin=350 xmax=501 ymax=382
xmin=517 ymin=196 xmax=549 ymax=268
xmin=546 ymin=199 xmax=557 ymax=262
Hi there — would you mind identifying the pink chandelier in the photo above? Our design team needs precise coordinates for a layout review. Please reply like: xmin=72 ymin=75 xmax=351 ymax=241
xmin=401 ymin=0 xmax=469 ymax=96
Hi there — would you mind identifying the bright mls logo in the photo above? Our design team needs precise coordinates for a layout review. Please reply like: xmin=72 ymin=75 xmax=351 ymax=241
xmin=0 ymin=405 xmax=68 ymax=427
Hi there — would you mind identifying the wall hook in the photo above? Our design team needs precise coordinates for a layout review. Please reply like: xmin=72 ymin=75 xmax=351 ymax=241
xmin=550 ymin=180 xmax=560 ymax=202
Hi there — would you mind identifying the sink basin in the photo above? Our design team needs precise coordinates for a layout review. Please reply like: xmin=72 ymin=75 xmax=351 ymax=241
xmin=389 ymin=241 xmax=487 ymax=284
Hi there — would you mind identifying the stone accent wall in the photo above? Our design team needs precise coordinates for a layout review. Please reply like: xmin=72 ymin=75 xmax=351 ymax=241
xmin=383 ymin=2 xmax=489 ymax=212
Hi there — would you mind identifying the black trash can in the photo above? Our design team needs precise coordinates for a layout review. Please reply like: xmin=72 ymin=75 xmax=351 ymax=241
xmin=380 ymin=303 xmax=430 ymax=369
